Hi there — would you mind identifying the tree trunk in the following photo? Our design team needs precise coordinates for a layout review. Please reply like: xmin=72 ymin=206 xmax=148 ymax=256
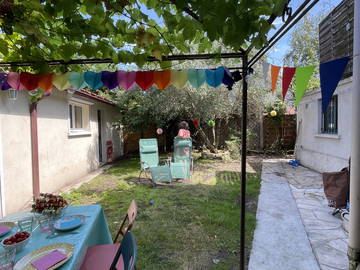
xmin=215 ymin=119 xmax=222 ymax=149
xmin=194 ymin=125 xmax=217 ymax=153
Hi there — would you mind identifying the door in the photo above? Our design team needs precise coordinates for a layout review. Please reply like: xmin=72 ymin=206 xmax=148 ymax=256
xmin=97 ymin=110 xmax=103 ymax=163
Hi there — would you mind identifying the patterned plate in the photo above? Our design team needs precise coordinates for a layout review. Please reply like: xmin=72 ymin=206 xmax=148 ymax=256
xmin=0 ymin=222 xmax=15 ymax=237
xmin=14 ymin=243 xmax=74 ymax=270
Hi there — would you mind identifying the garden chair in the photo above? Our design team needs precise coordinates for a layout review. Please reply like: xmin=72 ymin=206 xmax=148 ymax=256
xmin=139 ymin=138 xmax=160 ymax=179
xmin=171 ymin=137 xmax=193 ymax=179
xmin=113 ymin=200 xmax=137 ymax=243
xmin=80 ymin=231 xmax=137 ymax=270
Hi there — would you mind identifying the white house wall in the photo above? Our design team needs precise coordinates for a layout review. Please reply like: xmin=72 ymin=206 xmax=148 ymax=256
xmin=296 ymin=77 xmax=352 ymax=172
xmin=0 ymin=90 xmax=123 ymax=215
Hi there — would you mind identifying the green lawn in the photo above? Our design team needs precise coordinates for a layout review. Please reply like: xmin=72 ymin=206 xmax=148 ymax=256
xmin=63 ymin=157 xmax=261 ymax=270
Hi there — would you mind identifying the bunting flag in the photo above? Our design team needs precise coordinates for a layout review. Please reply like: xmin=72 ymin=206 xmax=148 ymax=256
xmin=320 ymin=57 xmax=350 ymax=112
xmin=68 ymin=72 xmax=86 ymax=90
xmin=222 ymin=68 xmax=235 ymax=90
xmin=53 ymin=73 xmax=71 ymax=91
xmin=84 ymin=71 xmax=103 ymax=90
xmin=118 ymin=71 xmax=136 ymax=91
xmin=262 ymin=62 xmax=270 ymax=86
xmin=0 ymin=73 xmax=10 ymax=90
xmin=188 ymin=69 xmax=206 ymax=88
xmin=38 ymin=74 xmax=54 ymax=92
xmin=136 ymin=71 xmax=154 ymax=90
xmin=205 ymin=67 xmax=225 ymax=88
xmin=271 ymin=65 xmax=281 ymax=94
xmin=282 ymin=67 xmax=296 ymax=100
xmin=295 ymin=65 xmax=316 ymax=105
xmin=101 ymin=71 xmax=119 ymax=90
xmin=20 ymin=72 xmax=39 ymax=91
xmin=7 ymin=72 xmax=25 ymax=90
xmin=154 ymin=70 xmax=171 ymax=90
xmin=171 ymin=70 xmax=188 ymax=89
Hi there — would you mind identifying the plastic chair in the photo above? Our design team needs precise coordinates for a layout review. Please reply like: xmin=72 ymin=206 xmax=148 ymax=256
xmin=80 ymin=231 xmax=137 ymax=270
xmin=113 ymin=200 xmax=137 ymax=243
xmin=172 ymin=137 xmax=193 ymax=179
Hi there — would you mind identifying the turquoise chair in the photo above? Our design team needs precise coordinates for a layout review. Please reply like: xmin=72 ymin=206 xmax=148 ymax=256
xmin=139 ymin=138 xmax=172 ymax=183
xmin=172 ymin=137 xmax=193 ymax=179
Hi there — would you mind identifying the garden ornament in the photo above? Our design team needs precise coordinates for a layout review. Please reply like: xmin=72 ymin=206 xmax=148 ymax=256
xmin=68 ymin=72 xmax=87 ymax=90
xmin=193 ymin=120 xmax=200 ymax=126
xmin=7 ymin=72 xmax=25 ymax=90
xmin=52 ymin=73 xmax=71 ymax=91
xmin=270 ymin=110 xmax=277 ymax=117
xmin=84 ymin=71 xmax=103 ymax=90
xmin=156 ymin=128 xmax=163 ymax=135
xmin=20 ymin=72 xmax=40 ymax=91
xmin=205 ymin=66 xmax=225 ymax=88
xmin=171 ymin=70 xmax=188 ymax=89
xmin=154 ymin=70 xmax=171 ymax=90
xmin=117 ymin=71 xmax=136 ymax=91
xmin=38 ymin=74 xmax=54 ymax=92
xmin=135 ymin=71 xmax=154 ymax=90
xmin=101 ymin=71 xmax=119 ymax=90
xmin=187 ymin=69 xmax=206 ymax=88
xmin=0 ymin=73 xmax=10 ymax=90
xmin=207 ymin=120 xmax=215 ymax=127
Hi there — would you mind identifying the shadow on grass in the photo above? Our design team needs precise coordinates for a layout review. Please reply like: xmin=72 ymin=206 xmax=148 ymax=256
xmin=63 ymin=158 xmax=261 ymax=270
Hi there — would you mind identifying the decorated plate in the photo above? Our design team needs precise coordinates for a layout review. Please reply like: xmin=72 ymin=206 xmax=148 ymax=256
xmin=54 ymin=215 xmax=85 ymax=231
xmin=0 ymin=222 xmax=15 ymax=237
xmin=14 ymin=243 xmax=74 ymax=270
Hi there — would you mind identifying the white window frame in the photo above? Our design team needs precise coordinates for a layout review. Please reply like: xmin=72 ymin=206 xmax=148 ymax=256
xmin=68 ymin=100 xmax=92 ymax=136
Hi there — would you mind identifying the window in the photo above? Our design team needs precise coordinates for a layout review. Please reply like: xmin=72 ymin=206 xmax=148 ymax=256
xmin=321 ymin=96 xmax=338 ymax=134
xmin=69 ymin=101 xmax=90 ymax=134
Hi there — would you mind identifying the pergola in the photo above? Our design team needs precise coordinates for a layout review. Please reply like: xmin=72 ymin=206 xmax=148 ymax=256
xmin=0 ymin=0 xmax=359 ymax=269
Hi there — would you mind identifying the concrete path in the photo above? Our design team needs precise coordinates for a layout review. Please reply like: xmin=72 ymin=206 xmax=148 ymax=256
xmin=249 ymin=159 xmax=348 ymax=270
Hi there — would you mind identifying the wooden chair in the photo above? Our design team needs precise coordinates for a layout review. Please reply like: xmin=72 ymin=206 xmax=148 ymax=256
xmin=113 ymin=200 xmax=137 ymax=243
xmin=80 ymin=231 xmax=137 ymax=270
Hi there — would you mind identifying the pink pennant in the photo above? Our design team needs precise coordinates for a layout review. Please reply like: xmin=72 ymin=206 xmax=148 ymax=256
xmin=7 ymin=72 xmax=25 ymax=90
xmin=118 ymin=71 xmax=136 ymax=91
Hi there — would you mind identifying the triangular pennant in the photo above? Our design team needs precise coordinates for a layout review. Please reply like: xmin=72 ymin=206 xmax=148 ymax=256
xmin=187 ymin=69 xmax=206 ymax=88
xmin=101 ymin=71 xmax=119 ymax=90
xmin=118 ymin=71 xmax=136 ymax=91
xmin=222 ymin=67 xmax=235 ymax=90
xmin=84 ymin=71 xmax=103 ymax=90
xmin=53 ymin=73 xmax=71 ymax=91
xmin=135 ymin=71 xmax=154 ymax=90
xmin=38 ymin=74 xmax=53 ymax=92
xmin=68 ymin=72 xmax=86 ymax=90
xmin=295 ymin=65 xmax=316 ymax=105
xmin=320 ymin=57 xmax=350 ymax=112
xmin=7 ymin=72 xmax=25 ymax=90
xmin=154 ymin=70 xmax=171 ymax=90
xmin=20 ymin=72 xmax=40 ymax=91
xmin=0 ymin=73 xmax=8 ymax=90
xmin=205 ymin=67 xmax=225 ymax=87
xmin=271 ymin=65 xmax=281 ymax=94
xmin=262 ymin=62 xmax=270 ymax=86
xmin=171 ymin=70 xmax=188 ymax=89
xmin=282 ymin=67 xmax=296 ymax=100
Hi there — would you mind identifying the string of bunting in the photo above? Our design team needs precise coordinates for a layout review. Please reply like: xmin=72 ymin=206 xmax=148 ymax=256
xmin=263 ymin=56 xmax=352 ymax=112
xmin=0 ymin=66 xmax=239 ymax=97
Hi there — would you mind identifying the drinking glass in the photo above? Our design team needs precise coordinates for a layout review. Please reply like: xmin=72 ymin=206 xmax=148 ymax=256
xmin=18 ymin=217 xmax=34 ymax=233
xmin=0 ymin=249 xmax=16 ymax=270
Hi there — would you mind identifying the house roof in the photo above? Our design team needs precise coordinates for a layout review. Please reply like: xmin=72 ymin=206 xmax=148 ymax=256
xmin=75 ymin=90 xmax=115 ymax=106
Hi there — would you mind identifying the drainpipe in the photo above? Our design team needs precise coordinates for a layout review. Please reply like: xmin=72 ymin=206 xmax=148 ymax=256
xmin=349 ymin=0 xmax=360 ymax=268
xmin=30 ymin=102 xmax=40 ymax=199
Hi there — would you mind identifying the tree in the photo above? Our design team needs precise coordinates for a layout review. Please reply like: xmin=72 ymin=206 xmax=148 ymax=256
xmin=0 ymin=0 xmax=288 ymax=71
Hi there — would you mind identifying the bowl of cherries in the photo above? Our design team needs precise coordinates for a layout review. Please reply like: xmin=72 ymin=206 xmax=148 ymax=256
xmin=1 ymin=231 xmax=31 ymax=252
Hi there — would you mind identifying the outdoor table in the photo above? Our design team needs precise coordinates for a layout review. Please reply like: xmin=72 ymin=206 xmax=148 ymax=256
xmin=1 ymin=204 xmax=112 ymax=270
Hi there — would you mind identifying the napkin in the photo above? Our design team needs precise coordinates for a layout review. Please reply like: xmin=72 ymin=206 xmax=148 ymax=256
xmin=31 ymin=250 xmax=67 ymax=270
xmin=58 ymin=218 xmax=81 ymax=230
xmin=0 ymin=225 xmax=10 ymax=235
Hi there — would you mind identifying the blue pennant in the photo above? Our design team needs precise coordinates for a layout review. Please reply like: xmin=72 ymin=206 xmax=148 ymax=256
xmin=320 ymin=57 xmax=350 ymax=112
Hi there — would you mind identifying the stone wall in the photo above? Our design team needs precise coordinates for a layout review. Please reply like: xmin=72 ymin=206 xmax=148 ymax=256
xmin=263 ymin=115 xmax=296 ymax=150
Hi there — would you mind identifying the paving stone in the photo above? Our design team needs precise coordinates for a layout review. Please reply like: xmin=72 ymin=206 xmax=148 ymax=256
xmin=314 ymin=243 xmax=348 ymax=269
xmin=320 ymin=264 xmax=345 ymax=270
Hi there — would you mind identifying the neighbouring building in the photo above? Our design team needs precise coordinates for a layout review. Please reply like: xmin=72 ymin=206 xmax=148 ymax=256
xmin=296 ymin=0 xmax=353 ymax=172
xmin=0 ymin=89 xmax=123 ymax=216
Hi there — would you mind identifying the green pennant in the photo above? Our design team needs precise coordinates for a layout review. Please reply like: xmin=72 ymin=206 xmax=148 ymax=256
xmin=295 ymin=65 xmax=316 ymax=105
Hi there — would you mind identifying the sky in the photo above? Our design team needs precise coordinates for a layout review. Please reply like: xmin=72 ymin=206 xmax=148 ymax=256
xmin=267 ymin=0 xmax=342 ymax=65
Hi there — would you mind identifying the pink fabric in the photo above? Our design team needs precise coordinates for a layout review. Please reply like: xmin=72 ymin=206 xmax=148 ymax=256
xmin=177 ymin=129 xmax=190 ymax=138
xmin=31 ymin=250 xmax=67 ymax=270
xmin=0 ymin=226 xmax=10 ymax=235
xmin=80 ymin=244 xmax=124 ymax=270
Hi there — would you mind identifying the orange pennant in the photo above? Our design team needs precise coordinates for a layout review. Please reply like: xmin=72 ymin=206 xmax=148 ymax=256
xmin=271 ymin=65 xmax=281 ymax=94
xmin=154 ymin=70 xmax=171 ymax=90
xmin=38 ymin=74 xmax=54 ymax=92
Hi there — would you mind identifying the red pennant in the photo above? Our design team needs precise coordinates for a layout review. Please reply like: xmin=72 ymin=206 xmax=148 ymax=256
xmin=282 ymin=67 xmax=296 ymax=100
xmin=20 ymin=72 xmax=40 ymax=91
xmin=154 ymin=70 xmax=171 ymax=90
xmin=135 ymin=71 xmax=154 ymax=90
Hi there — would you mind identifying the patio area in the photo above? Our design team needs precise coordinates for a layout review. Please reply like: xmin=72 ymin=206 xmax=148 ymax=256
xmin=249 ymin=159 xmax=348 ymax=270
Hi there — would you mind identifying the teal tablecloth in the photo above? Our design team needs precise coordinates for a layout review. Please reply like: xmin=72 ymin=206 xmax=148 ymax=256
xmin=1 ymin=205 xmax=112 ymax=270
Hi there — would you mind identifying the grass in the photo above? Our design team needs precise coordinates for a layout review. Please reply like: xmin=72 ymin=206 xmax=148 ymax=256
xmin=63 ymin=157 xmax=261 ymax=269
